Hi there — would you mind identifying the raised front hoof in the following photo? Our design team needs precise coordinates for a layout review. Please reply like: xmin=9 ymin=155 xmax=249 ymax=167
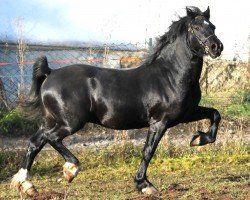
xmin=190 ymin=131 xmax=215 ymax=146
xmin=63 ymin=162 xmax=79 ymax=183
xmin=141 ymin=186 xmax=158 ymax=195
xmin=190 ymin=133 xmax=201 ymax=146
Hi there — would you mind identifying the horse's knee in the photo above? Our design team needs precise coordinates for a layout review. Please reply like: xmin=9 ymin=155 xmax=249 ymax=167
xmin=25 ymin=135 xmax=46 ymax=160
xmin=28 ymin=130 xmax=46 ymax=151
xmin=27 ymin=141 xmax=41 ymax=153
xmin=63 ymin=162 xmax=79 ymax=183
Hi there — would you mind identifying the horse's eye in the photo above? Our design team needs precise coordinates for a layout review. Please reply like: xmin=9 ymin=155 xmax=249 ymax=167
xmin=195 ymin=26 xmax=200 ymax=31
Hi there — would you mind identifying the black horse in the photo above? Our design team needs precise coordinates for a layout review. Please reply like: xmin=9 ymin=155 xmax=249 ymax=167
xmin=11 ymin=6 xmax=223 ymax=196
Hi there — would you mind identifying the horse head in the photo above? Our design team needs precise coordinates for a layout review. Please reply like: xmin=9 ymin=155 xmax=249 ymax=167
xmin=187 ymin=6 xmax=223 ymax=58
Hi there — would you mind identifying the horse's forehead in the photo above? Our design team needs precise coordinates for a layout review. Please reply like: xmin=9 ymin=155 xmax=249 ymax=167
xmin=195 ymin=16 xmax=208 ymax=24
xmin=195 ymin=16 xmax=213 ymax=27
xmin=203 ymin=19 xmax=215 ymax=29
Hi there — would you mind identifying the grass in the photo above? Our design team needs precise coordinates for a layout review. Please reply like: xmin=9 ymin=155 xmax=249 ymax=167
xmin=200 ymin=89 xmax=250 ymax=121
xmin=0 ymin=141 xmax=249 ymax=200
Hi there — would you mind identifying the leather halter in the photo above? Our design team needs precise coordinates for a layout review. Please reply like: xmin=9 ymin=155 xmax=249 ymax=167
xmin=188 ymin=22 xmax=214 ymax=54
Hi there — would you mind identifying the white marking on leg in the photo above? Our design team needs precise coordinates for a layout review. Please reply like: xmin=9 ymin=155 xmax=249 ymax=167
xmin=12 ymin=168 xmax=28 ymax=184
xmin=142 ymin=186 xmax=158 ymax=195
xmin=11 ymin=168 xmax=38 ymax=196
xmin=63 ymin=162 xmax=79 ymax=176
xmin=19 ymin=180 xmax=38 ymax=196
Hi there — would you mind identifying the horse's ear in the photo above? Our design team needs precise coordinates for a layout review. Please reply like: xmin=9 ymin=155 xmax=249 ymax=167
xmin=203 ymin=6 xmax=210 ymax=19
xmin=186 ymin=7 xmax=196 ymax=19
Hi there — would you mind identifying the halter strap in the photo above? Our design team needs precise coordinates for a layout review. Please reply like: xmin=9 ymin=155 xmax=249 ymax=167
xmin=188 ymin=23 xmax=214 ymax=55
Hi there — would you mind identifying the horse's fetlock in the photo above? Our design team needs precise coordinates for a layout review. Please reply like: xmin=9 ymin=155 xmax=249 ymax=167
xmin=213 ymin=109 xmax=221 ymax=121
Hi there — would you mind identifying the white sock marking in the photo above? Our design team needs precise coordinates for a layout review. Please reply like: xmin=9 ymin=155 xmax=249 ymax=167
xmin=13 ymin=168 xmax=28 ymax=183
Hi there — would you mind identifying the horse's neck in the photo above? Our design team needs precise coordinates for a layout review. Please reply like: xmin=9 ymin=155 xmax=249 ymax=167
xmin=159 ymin=36 xmax=203 ymax=85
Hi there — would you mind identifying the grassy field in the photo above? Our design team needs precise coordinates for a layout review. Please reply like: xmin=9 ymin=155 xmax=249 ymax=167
xmin=0 ymin=81 xmax=249 ymax=199
xmin=0 ymin=140 xmax=249 ymax=200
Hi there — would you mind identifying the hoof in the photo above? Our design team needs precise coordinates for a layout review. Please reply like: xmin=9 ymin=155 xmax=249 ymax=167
xmin=63 ymin=162 xmax=79 ymax=183
xmin=190 ymin=131 xmax=214 ymax=146
xmin=10 ymin=178 xmax=21 ymax=189
xmin=141 ymin=186 xmax=158 ymax=195
xmin=11 ymin=168 xmax=38 ymax=197
xmin=190 ymin=134 xmax=201 ymax=146
xmin=20 ymin=180 xmax=38 ymax=197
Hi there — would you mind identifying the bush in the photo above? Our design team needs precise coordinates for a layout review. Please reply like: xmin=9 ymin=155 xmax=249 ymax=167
xmin=0 ymin=109 xmax=38 ymax=136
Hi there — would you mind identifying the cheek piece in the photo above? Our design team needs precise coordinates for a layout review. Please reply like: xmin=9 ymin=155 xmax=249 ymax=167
xmin=188 ymin=23 xmax=215 ymax=54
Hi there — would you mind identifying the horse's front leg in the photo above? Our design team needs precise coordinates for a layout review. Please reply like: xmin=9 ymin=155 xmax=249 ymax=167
xmin=182 ymin=106 xmax=221 ymax=146
xmin=135 ymin=119 xmax=168 ymax=195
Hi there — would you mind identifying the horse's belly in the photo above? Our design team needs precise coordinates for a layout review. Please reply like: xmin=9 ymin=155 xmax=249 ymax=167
xmin=92 ymin=102 xmax=149 ymax=130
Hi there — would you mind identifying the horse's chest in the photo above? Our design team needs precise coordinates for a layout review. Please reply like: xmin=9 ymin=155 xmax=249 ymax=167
xmin=176 ymin=87 xmax=201 ymax=118
xmin=164 ymin=86 xmax=201 ymax=120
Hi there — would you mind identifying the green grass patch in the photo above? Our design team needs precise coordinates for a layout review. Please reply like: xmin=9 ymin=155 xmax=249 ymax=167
xmin=201 ymin=89 xmax=250 ymax=121
xmin=225 ymin=102 xmax=250 ymax=120
xmin=0 ymin=141 xmax=249 ymax=199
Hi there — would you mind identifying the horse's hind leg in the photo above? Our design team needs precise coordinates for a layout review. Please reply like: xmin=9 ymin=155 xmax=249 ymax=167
xmin=45 ymin=124 xmax=80 ymax=183
xmin=11 ymin=126 xmax=47 ymax=196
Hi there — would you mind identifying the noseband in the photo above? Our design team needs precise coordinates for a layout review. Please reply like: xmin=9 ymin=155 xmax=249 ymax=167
xmin=188 ymin=23 xmax=215 ymax=54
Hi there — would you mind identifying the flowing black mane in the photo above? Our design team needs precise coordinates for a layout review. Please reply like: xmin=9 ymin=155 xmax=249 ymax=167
xmin=145 ymin=6 xmax=205 ymax=64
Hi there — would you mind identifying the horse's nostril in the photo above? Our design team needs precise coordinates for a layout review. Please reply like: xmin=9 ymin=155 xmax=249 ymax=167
xmin=211 ymin=43 xmax=217 ymax=51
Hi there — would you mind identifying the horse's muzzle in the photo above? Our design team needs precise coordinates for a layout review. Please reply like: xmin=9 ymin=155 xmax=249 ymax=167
xmin=207 ymin=37 xmax=223 ymax=58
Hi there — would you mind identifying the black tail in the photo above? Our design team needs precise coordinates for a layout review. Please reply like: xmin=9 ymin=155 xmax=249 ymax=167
xmin=26 ymin=56 xmax=52 ymax=110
